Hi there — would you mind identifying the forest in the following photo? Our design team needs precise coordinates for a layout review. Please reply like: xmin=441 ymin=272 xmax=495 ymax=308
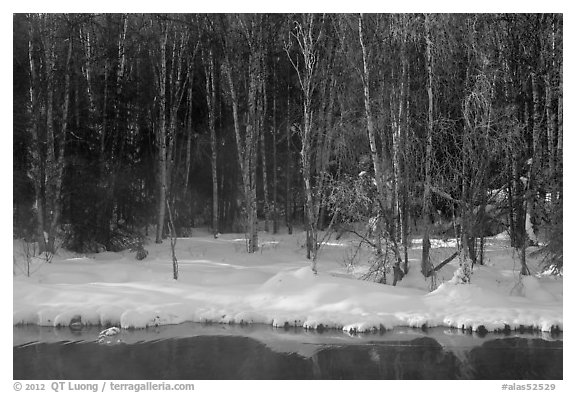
xmin=13 ymin=13 xmax=563 ymax=282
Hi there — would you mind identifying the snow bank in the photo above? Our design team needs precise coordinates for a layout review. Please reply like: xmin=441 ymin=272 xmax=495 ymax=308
xmin=13 ymin=233 xmax=562 ymax=333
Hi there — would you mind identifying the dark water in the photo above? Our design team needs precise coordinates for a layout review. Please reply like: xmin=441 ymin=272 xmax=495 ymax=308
xmin=13 ymin=324 xmax=562 ymax=380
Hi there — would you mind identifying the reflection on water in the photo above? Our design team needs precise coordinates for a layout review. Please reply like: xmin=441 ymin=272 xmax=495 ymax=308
xmin=13 ymin=324 xmax=562 ymax=380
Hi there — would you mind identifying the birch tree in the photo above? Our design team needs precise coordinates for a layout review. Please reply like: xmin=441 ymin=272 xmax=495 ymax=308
xmin=285 ymin=13 xmax=326 ymax=271
xmin=153 ymin=18 xmax=169 ymax=243
xmin=220 ymin=14 xmax=264 ymax=252
xmin=421 ymin=13 xmax=435 ymax=278
xmin=202 ymin=45 xmax=219 ymax=238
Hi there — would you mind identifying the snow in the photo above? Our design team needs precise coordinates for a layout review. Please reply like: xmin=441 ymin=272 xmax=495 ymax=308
xmin=13 ymin=230 xmax=562 ymax=334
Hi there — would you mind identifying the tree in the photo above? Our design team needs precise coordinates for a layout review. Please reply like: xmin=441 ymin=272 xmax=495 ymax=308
xmin=421 ymin=14 xmax=435 ymax=278
xmin=202 ymin=43 xmax=219 ymax=238
xmin=14 ymin=13 xmax=562 ymax=277
xmin=285 ymin=13 xmax=329 ymax=271
xmin=220 ymin=14 xmax=265 ymax=252
xmin=26 ymin=14 xmax=72 ymax=254
xmin=153 ymin=17 xmax=169 ymax=243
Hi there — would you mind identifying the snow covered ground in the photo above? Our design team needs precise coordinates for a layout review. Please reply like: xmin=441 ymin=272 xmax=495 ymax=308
xmin=12 ymin=228 xmax=563 ymax=334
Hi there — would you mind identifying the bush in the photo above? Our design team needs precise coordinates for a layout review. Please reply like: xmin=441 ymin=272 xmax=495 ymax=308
xmin=62 ymin=224 xmax=146 ymax=254
xmin=533 ymin=199 xmax=562 ymax=274
xmin=134 ymin=244 xmax=149 ymax=260
xmin=108 ymin=226 xmax=146 ymax=252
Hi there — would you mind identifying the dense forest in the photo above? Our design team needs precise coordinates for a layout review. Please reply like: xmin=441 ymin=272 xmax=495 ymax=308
xmin=13 ymin=13 xmax=563 ymax=281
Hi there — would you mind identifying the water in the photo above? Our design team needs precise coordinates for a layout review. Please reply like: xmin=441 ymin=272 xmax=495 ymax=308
xmin=13 ymin=323 xmax=562 ymax=380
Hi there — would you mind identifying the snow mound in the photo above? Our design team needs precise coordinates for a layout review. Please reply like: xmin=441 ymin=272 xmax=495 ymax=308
xmin=260 ymin=266 xmax=316 ymax=291
xmin=521 ymin=276 xmax=557 ymax=302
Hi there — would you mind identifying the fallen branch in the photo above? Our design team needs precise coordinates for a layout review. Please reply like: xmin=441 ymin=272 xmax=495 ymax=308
xmin=433 ymin=251 xmax=459 ymax=272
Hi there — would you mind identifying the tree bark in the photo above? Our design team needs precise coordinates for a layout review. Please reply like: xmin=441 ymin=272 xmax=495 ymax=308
xmin=79 ymin=24 xmax=95 ymax=115
xmin=556 ymin=49 xmax=562 ymax=201
xmin=358 ymin=14 xmax=386 ymax=209
xmin=271 ymin=63 xmax=279 ymax=234
xmin=399 ymin=18 xmax=410 ymax=275
xmin=183 ymin=60 xmax=194 ymax=202
xmin=528 ymin=71 xmax=541 ymax=243
xmin=421 ymin=14 xmax=435 ymax=278
xmin=48 ymin=36 xmax=72 ymax=252
xmin=205 ymin=48 xmax=219 ymax=237
xmin=286 ymin=14 xmax=323 ymax=271
xmin=220 ymin=20 xmax=259 ymax=251
xmin=155 ymin=24 xmax=168 ymax=243
xmin=285 ymin=87 xmax=293 ymax=235
xmin=28 ymin=15 xmax=72 ymax=254
xmin=167 ymin=28 xmax=189 ymax=209
xmin=43 ymin=17 xmax=57 ymax=252
xmin=544 ymin=73 xmax=555 ymax=181
xmin=389 ymin=18 xmax=409 ymax=281
xmin=27 ymin=15 xmax=46 ymax=251
xmin=260 ymin=79 xmax=271 ymax=233
xmin=106 ymin=14 xmax=128 ymax=229
xmin=246 ymin=23 xmax=263 ymax=251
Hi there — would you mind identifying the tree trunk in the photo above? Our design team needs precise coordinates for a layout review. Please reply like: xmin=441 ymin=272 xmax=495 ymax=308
xmin=400 ymin=21 xmax=410 ymax=275
xmin=221 ymin=31 xmax=259 ymax=251
xmin=27 ymin=16 xmax=46 ymax=251
xmin=260 ymin=86 xmax=270 ymax=233
xmin=48 ymin=36 xmax=72 ymax=253
xmin=544 ymin=73 xmax=555 ymax=181
xmin=302 ymin=101 xmax=317 ymax=266
xmin=29 ymin=16 xmax=72 ymax=254
xmin=43 ymin=20 xmax=56 ymax=253
xmin=421 ymin=14 xmax=434 ymax=278
xmin=107 ymin=14 xmax=128 ymax=230
xmin=206 ymin=49 xmax=219 ymax=238
xmin=358 ymin=14 xmax=386 ymax=209
xmin=183 ymin=62 xmax=194 ymax=201
xmin=288 ymin=14 xmax=322 ymax=270
xmin=556 ymin=52 xmax=562 ymax=201
xmin=528 ymin=72 xmax=541 ymax=243
xmin=401 ymin=71 xmax=411 ymax=274
xmin=97 ymin=54 xmax=111 ymax=243
xmin=79 ymin=25 xmax=95 ymax=115
xmin=285 ymin=87 xmax=293 ymax=235
xmin=315 ymin=57 xmax=336 ymax=233
xmin=155 ymin=25 xmax=168 ymax=243
xmin=390 ymin=34 xmax=407 ymax=280
xmin=165 ymin=195 xmax=178 ymax=280
xmin=167 ymin=29 xmax=189 ymax=209
xmin=272 ymin=65 xmax=279 ymax=234
xmin=246 ymin=25 xmax=265 ymax=251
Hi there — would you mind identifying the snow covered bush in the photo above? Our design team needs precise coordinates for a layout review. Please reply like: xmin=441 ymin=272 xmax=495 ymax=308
xmin=449 ymin=257 xmax=472 ymax=284
xmin=134 ymin=244 xmax=148 ymax=260
xmin=327 ymin=174 xmax=402 ymax=285
xmin=532 ymin=198 xmax=562 ymax=275
xmin=109 ymin=227 xmax=146 ymax=252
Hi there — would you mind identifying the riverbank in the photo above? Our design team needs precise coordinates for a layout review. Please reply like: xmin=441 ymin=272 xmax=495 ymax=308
xmin=13 ymin=229 xmax=563 ymax=333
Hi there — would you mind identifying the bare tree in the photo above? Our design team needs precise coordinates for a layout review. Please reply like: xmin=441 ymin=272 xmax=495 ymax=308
xmin=27 ymin=14 xmax=72 ymax=254
xmin=285 ymin=14 xmax=327 ymax=271
xmin=202 ymin=46 xmax=220 ymax=238
xmin=421 ymin=13 xmax=435 ymax=278
xmin=220 ymin=15 xmax=264 ymax=252
xmin=154 ymin=19 xmax=169 ymax=243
